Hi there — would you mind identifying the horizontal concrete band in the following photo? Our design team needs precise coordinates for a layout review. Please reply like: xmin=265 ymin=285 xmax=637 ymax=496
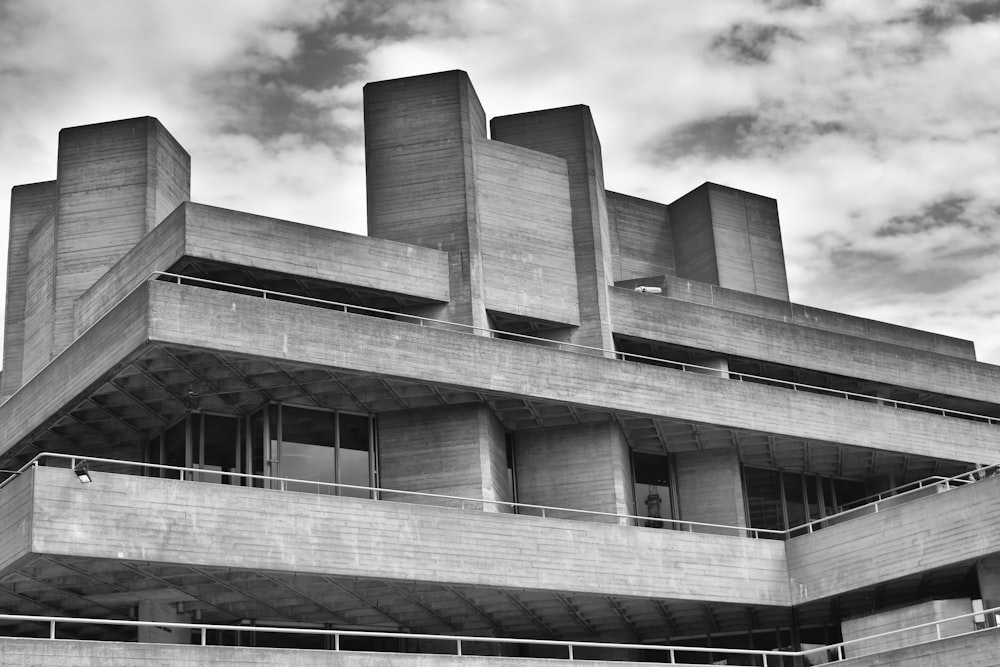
xmin=611 ymin=288 xmax=1000 ymax=406
xmin=74 ymin=201 xmax=451 ymax=337
xmin=787 ymin=474 xmax=1000 ymax=603
xmin=0 ymin=636 xmax=715 ymax=667
xmin=2 ymin=280 xmax=998 ymax=472
xmin=148 ymin=282 xmax=1000 ymax=463
xmin=6 ymin=466 xmax=790 ymax=606
xmin=7 ymin=464 xmax=1000 ymax=609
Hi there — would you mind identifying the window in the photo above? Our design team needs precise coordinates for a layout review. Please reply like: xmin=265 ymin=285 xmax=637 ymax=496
xmin=744 ymin=466 xmax=868 ymax=534
xmin=146 ymin=405 xmax=376 ymax=497
xmin=632 ymin=451 xmax=673 ymax=527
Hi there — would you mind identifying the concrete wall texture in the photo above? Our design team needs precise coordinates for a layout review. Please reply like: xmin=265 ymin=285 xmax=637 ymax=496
xmin=1 ymin=69 xmax=999 ymax=666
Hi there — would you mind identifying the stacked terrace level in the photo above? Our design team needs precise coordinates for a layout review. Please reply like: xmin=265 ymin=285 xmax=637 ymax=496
xmin=0 ymin=70 xmax=999 ymax=665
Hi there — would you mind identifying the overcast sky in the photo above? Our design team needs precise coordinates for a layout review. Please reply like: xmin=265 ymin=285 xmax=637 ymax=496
xmin=1 ymin=0 xmax=999 ymax=364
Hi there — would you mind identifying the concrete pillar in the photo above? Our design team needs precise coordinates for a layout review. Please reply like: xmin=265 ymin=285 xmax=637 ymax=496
xmin=978 ymin=557 xmax=1000 ymax=610
xmin=53 ymin=116 xmax=190 ymax=354
xmin=2 ymin=182 xmax=56 ymax=401
xmin=668 ymin=182 xmax=789 ymax=301
xmin=136 ymin=599 xmax=192 ymax=644
xmin=364 ymin=70 xmax=489 ymax=332
xmin=674 ymin=448 xmax=747 ymax=534
xmin=514 ymin=420 xmax=632 ymax=524
xmin=491 ymin=106 xmax=616 ymax=354
xmin=378 ymin=403 xmax=511 ymax=511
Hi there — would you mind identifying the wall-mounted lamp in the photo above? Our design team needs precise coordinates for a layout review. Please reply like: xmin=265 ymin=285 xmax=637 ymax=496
xmin=74 ymin=461 xmax=92 ymax=484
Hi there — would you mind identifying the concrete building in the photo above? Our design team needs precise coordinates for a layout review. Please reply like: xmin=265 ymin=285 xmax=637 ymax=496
xmin=1 ymin=70 xmax=999 ymax=665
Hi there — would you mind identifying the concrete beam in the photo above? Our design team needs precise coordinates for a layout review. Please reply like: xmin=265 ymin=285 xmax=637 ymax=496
xmin=610 ymin=287 xmax=1000 ymax=406
xmin=787 ymin=475 xmax=1000 ymax=604
xmin=19 ymin=465 xmax=790 ymax=606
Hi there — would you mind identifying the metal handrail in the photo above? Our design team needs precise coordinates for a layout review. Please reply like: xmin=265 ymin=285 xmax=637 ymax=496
xmin=765 ymin=462 xmax=1000 ymax=537
xmin=2 ymin=453 xmax=782 ymax=538
xmin=8 ymin=270 xmax=997 ymax=427
xmin=4 ymin=453 xmax=997 ymax=541
xmin=1 ymin=604 xmax=998 ymax=662
xmin=150 ymin=271 xmax=999 ymax=425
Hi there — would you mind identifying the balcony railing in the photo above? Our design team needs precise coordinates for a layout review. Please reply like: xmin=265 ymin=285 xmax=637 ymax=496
xmin=0 ymin=604 xmax=997 ymax=664
xmin=140 ymin=271 xmax=998 ymax=425
xmin=3 ymin=453 xmax=996 ymax=541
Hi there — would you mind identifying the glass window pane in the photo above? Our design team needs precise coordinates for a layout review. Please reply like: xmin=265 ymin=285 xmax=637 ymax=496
xmin=281 ymin=406 xmax=337 ymax=495
xmin=783 ymin=471 xmax=806 ymax=528
xmin=834 ymin=478 xmax=868 ymax=511
xmin=199 ymin=414 xmax=238 ymax=484
xmin=147 ymin=434 xmax=161 ymax=471
xmin=633 ymin=452 xmax=671 ymax=526
xmin=338 ymin=413 xmax=371 ymax=498
xmin=250 ymin=409 xmax=265 ymax=486
xmin=163 ymin=419 xmax=187 ymax=479
xmin=805 ymin=473 xmax=822 ymax=522
xmin=745 ymin=467 xmax=783 ymax=531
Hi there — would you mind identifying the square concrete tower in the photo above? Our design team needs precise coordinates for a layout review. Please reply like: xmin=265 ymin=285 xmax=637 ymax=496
xmin=2 ymin=116 xmax=190 ymax=397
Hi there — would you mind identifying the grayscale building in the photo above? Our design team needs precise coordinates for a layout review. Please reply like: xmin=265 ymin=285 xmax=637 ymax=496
xmin=1 ymin=70 xmax=999 ymax=665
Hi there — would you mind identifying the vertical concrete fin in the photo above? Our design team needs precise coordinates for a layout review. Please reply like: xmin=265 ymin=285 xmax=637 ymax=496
xmin=53 ymin=117 xmax=190 ymax=354
xmin=2 ymin=182 xmax=57 ymax=401
xmin=491 ymin=106 xmax=615 ymax=352
xmin=364 ymin=70 xmax=488 ymax=329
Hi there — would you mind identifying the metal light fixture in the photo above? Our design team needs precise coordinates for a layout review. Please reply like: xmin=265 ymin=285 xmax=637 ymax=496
xmin=74 ymin=461 xmax=92 ymax=484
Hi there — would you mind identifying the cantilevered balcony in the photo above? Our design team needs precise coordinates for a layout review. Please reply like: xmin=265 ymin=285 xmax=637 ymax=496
xmin=2 ymin=277 xmax=997 ymax=476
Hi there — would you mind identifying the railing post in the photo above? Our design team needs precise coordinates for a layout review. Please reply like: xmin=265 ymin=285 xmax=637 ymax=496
xmin=50 ymin=619 xmax=56 ymax=639
xmin=456 ymin=639 xmax=462 ymax=656
xmin=838 ymin=645 xmax=845 ymax=660
xmin=567 ymin=643 xmax=573 ymax=660
xmin=201 ymin=627 xmax=207 ymax=645
xmin=669 ymin=648 xmax=675 ymax=663
xmin=936 ymin=622 xmax=942 ymax=639
xmin=335 ymin=633 xmax=340 ymax=651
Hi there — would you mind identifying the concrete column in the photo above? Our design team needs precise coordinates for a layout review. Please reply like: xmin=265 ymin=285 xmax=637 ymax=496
xmin=978 ymin=557 xmax=1000 ymax=610
xmin=364 ymin=70 xmax=489 ymax=332
xmin=2 ymin=182 xmax=56 ymax=400
xmin=136 ymin=599 xmax=192 ymax=644
xmin=491 ymin=106 xmax=616 ymax=354
xmin=668 ymin=182 xmax=789 ymax=301
xmin=53 ymin=116 xmax=190 ymax=354
xmin=378 ymin=403 xmax=511 ymax=511
xmin=514 ymin=420 xmax=632 ymax=524
xmin=674 ymin=448 xmax=746 ymax=534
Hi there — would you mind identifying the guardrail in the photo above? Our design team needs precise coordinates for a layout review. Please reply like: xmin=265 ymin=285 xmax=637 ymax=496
xmin=3 ymin=453 xmax=997 ymax=542
xmin=152 ymin=272 xmax=1000 ymax=425
xmin=0 ymin=604 xmax=997 ymax=664
xmin=10 ymin=270 xmax=997 ymax=426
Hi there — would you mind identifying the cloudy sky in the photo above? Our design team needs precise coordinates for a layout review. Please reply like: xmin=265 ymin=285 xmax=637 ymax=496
xmin=1 ymin=0 xmax=999 ymax=364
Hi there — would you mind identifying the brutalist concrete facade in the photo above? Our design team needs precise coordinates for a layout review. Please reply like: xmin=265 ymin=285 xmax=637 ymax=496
xmin=1 ymin=70 xmax=999 ymax=665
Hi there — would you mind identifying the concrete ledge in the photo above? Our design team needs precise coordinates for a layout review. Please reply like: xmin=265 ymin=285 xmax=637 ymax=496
xmin=149 ymin=281 xmax=1000 ymax=464
xmin=837 ymin=628 xmax=1000 ymax=666
xmin=25 ymin=466 xmax=790 ymax=606
xmin=0 ymin=636 xmax=695 ymax=666
xmin=788 ymin=475 xmax=1000 ymax=603
xmin=74 ymin=202 xmax=451 ymax=337
xmin=610 ymin=287 xmax=999 ymax=405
